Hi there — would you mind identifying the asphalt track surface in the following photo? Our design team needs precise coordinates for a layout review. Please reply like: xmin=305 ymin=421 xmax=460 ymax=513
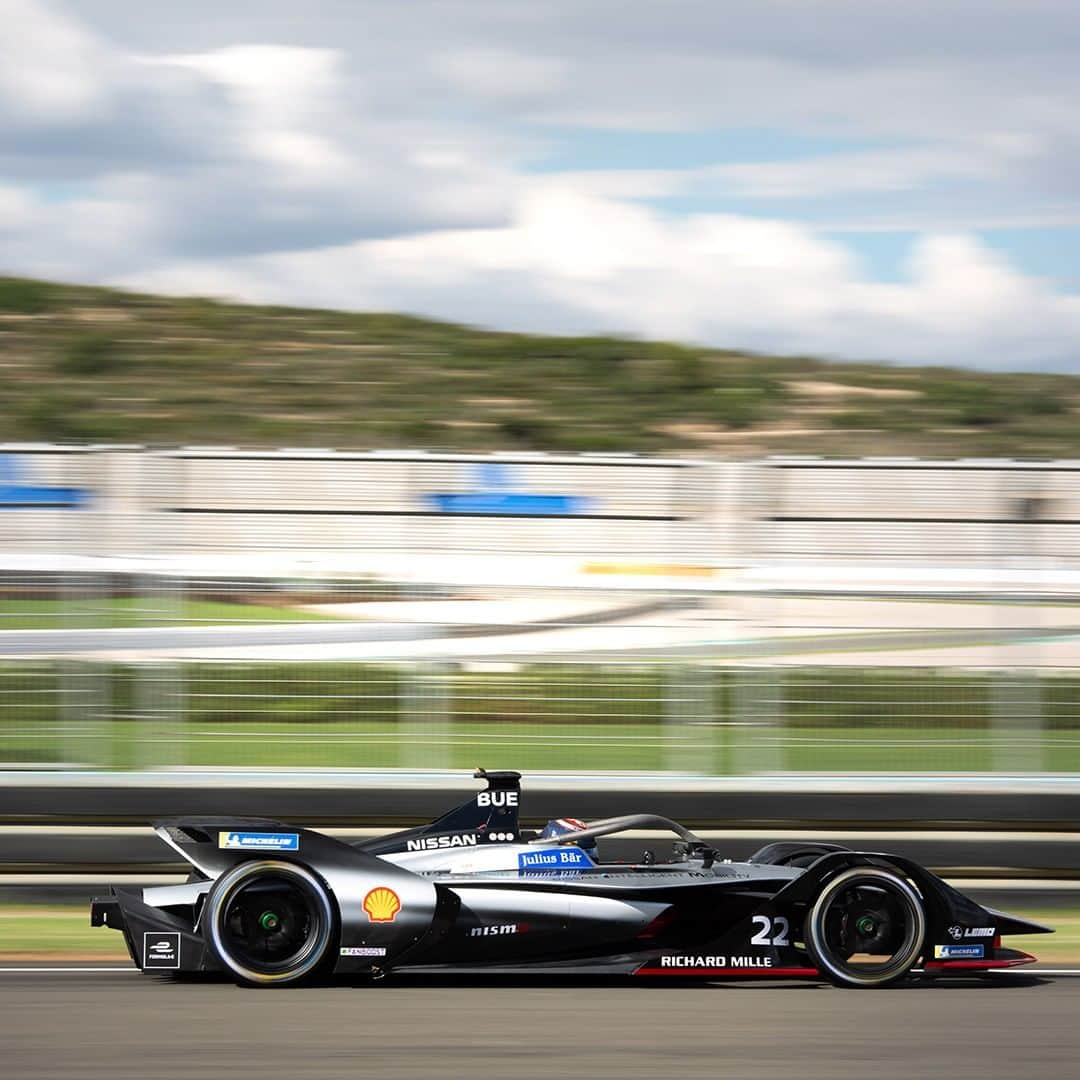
xmin=0 ymin=620 xmax=431 ymax=656
xmin=5 ymin=607 xmax=1080 ymax=663
xmin=0 ymin=598 xmax=674 ymax=658
xmin=2 ymin=970 xmax=1080 ymax=1079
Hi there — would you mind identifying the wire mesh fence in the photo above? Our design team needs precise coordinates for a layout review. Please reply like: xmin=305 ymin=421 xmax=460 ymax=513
xmin=2 ymin=660 xmax=1078 ymax=773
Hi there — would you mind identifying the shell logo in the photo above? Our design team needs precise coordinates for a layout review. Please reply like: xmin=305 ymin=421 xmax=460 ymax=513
xmin=363 ymin=886 xmax=401 ymax=923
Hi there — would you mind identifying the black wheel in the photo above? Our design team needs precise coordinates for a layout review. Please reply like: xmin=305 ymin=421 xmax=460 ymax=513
xmin=203 ymin=860 xmax=336 ymax=986
xmin=804 ymin=867 xmax=926 ymax=988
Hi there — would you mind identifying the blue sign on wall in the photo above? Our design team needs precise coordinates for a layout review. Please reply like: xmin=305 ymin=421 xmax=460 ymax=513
xmin=426 ymin=463 xmax=589 ymax=516
xmin=0 ymin=455 xmax=90 ymax=509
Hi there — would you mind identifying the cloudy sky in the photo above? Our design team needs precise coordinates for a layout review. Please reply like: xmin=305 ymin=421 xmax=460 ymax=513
xmin=2 ymin=0 xmax=1079 ymax=370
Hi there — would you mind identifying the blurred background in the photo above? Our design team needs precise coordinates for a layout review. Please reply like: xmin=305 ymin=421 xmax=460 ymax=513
xmin=1 ymin=1 xmax=1079 ymax=970
xmin=2 ymin=439 xmax=1079 ymax=776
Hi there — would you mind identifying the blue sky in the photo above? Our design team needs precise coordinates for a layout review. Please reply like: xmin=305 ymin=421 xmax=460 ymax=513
xmin=1 ymin=1 xmax=1079 ymax=370
xmin=527 ymin=125 xmax=1079 ymax=289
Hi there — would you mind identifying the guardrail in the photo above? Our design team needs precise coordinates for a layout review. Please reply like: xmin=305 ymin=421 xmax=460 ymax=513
xmin=2 ymin=772 xmax=1077 ymax=877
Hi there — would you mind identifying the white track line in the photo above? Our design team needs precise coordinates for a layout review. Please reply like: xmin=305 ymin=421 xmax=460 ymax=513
xmin=0 ymin=967 xmax=135 ymax=973
xmin=1 ymin=967 xmax=1078 ymax=977
xmin=989 ymin=969 xmax=1080 ymax=976
xmin=0 ymin=874 xmax=188 ymax=885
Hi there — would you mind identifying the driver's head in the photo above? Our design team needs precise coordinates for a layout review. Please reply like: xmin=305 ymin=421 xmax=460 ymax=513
xmin=538 ymin=817 xmax=597 ymax=856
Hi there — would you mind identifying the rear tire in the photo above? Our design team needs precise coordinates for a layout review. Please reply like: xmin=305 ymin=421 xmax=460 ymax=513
xmin=203 ymin=860 xmax=336 ymax=987
xmin=805 ymin=867 xmax=925 ymax=988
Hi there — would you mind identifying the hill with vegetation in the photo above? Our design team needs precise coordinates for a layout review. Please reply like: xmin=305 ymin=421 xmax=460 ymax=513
xmin=1 ymin=275 xmax=1077 ymax=456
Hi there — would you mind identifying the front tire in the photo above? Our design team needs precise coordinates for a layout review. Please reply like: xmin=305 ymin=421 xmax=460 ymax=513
xmin=203 ymin=860 xmax=336 ymax=986
xmin=804 ymin=867 xmax=925 ymax=988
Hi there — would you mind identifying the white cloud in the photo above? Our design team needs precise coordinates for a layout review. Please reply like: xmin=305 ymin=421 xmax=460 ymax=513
xmin=550 ymin=139 xmax=1042 ymax=215
xmin=0 ymin=0 xmax=108 ymax=123
xmin=2 ymin=0 xmax=1080 ymax=371
xmin=142 ymin=45 xmax=350 ymax=180
xmin=434 ymin=48 xmax=566 ymax=102
xmin=0 ymin=182 xmax=36 ymax=225
xmin=123 ymin=183 xmax=1080 ymax=370
xmin=0 ymin=176 xmax=163 ymax=279
xmin=700 ymin=145 xmax=1016 ymax=200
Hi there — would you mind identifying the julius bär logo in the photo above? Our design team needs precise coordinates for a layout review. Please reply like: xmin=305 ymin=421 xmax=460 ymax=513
xmin=363 ymin=887 xmax=401 ymax=923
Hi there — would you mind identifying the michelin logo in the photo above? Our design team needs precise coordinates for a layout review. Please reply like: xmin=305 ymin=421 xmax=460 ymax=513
xmin=518 ymin=848 xmax=594 ymax=872
xmin=934 ymin=944 xmax=985 ymax=960
xmin=218 ymin=831 xmax=299 ymax=852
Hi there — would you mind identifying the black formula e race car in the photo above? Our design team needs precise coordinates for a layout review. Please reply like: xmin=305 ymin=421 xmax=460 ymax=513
xmin=91 ymin=769 xmax=1050 ymax=988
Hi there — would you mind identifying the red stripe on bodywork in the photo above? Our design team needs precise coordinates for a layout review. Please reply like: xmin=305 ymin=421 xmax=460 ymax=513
xmin=925 ymin=954 xmax=1036 ymax=971
xmin=635 ymin=966 xmax=820 ymax=977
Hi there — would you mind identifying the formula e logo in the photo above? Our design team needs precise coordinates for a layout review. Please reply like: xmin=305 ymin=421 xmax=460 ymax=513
xmin=143 ymin=932 xmax=180 ymax=969
xmin=218 ymin=831 xmax=299 ymax=852
xmin=406 ymin=834 xmax=479 ymax=851
xmin=477 ymin=791 xmax=518 ymax=808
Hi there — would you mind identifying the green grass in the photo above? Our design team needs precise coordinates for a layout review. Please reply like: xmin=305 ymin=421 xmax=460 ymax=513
xmin=0 ymin=598 xmax=344 ymax=630
xmin=0 ymin=905 xmax=1077 ymax=962
xmin=1025 ymin=912 xmax=1080 ymax=962
xmin=3 ymin=274 xmax=1080 ymax=455
xmin=0 ymin=907 xmax=130 ymax=959
xmin=3 ymin=719 xmax=1078 ymax=773
xmin=150 ymin=721 xmax=1080 ymax=773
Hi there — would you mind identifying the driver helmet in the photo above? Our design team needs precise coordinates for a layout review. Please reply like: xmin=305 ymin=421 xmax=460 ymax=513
xmin=538 ymin=817 xmax=597 ymax=856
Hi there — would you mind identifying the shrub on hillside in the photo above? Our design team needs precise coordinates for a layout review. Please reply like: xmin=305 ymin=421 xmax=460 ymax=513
xmin=0 ymin=278 xmax=53 ymax=314
xmin=18 ymin=392 xmax=92 ymax=439
xmin=57 ymin=333 xmax=124 ymax=376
